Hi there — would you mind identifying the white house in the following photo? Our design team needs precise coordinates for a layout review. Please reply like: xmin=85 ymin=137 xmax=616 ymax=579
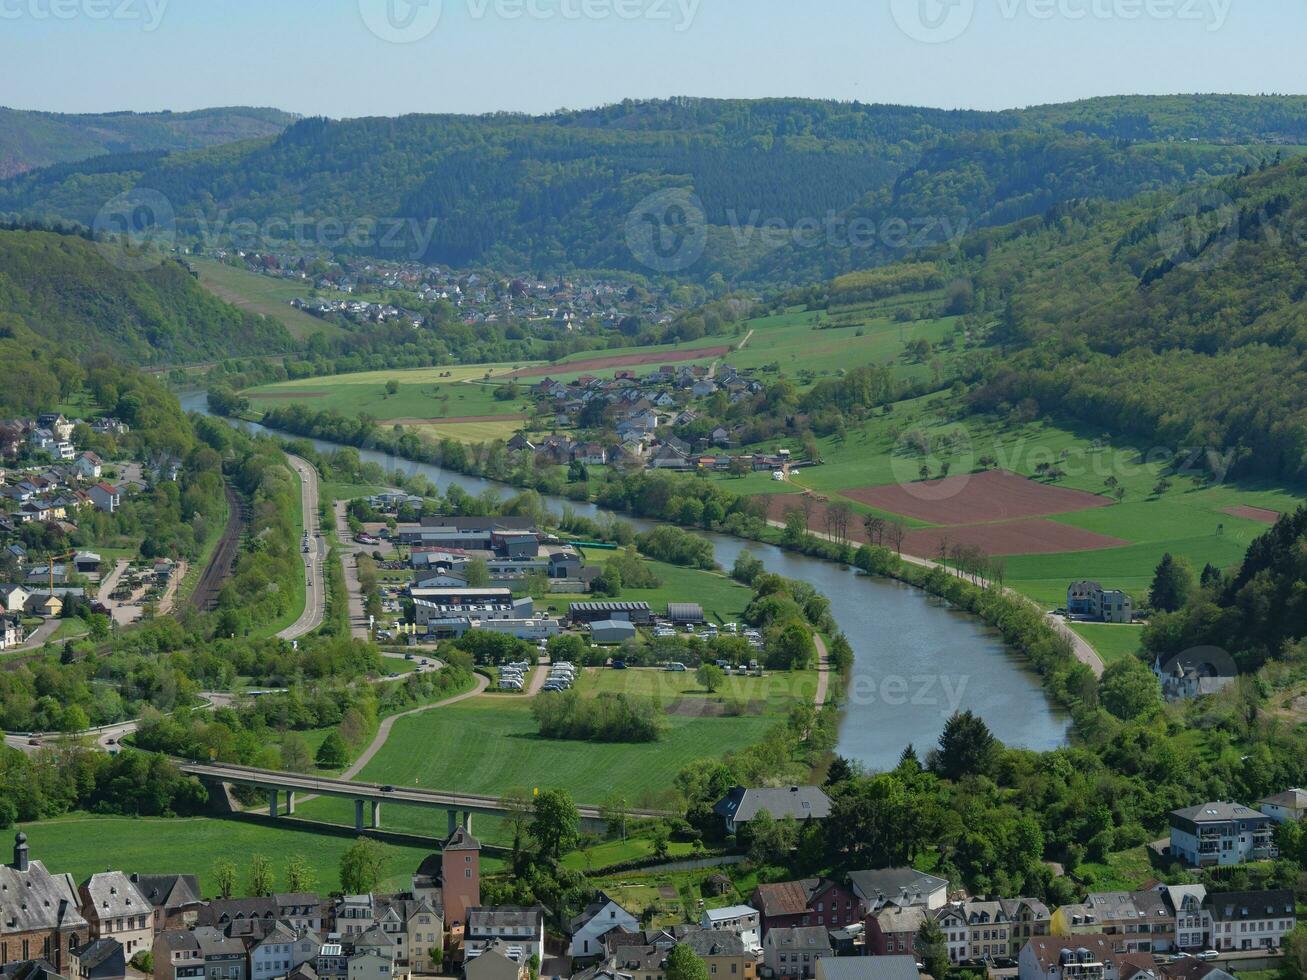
xmin=1169 ymin=802 xmax=1277 ymax=867
xmin=700 ymin=905 xmax=761 ymax=952
xmin=1257 ymin=789 xmax=1307 ymax=824
xmin=1207 ymin=889 xmax=1296 ymax=951
xmin=568 ymin=893 xmax=638 ymax=958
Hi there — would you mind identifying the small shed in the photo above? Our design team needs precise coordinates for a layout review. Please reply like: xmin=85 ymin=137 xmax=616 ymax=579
xmin=589 ymin=620 xmax=638 ymax=645
xmin=667 ymin=602 xmax=705 ymax=625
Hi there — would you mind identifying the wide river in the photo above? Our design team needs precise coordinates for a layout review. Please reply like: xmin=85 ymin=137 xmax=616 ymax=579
xmin=182 ymin=391 xmax=1069 ymax=769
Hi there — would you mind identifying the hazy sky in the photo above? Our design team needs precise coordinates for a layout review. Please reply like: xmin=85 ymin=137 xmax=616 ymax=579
xmin=2 ymin=0 xmax=1304 ymax=117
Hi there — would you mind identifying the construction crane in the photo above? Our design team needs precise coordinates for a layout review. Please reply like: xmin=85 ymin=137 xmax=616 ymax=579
xmin=42 ymin=549 xmax=78 ymax=599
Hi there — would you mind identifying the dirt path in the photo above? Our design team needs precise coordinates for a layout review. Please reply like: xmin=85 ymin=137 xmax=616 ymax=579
xmin=524 ymin=659 xmax=551 ymax=697
xmin=383 ymin=413 xmax=526 ymax=426
xmin=736 ymin=328 xmax=755 ymax=351
xmin=341 ymin=672 xmax=490 ymax=779
xmin=813 ymin=634 xmax=831 ymax=707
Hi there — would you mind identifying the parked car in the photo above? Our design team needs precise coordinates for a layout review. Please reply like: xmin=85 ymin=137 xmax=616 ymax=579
xmin=1198 ymin=952 xmax=1220 ymax=962
xmin=666 ymin=662 xmax=688 ymax=672
xmin=611 ymin=660 xmax=628 ymax=670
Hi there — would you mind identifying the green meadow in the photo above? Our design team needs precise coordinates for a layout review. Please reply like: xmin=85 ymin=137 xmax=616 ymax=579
xmin=17 ymin=814 xmax=433 ymax=893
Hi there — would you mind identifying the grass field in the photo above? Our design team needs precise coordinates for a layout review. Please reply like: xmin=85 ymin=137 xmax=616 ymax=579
xmin=406 ymin=419 xmax=525 ymax=444
xmin=191 ymin=258 xmax=348 ymax=342
xmin=1068 ymin=623 xmax=1146 ymax=666
xmin=245 ymin=373 xmax=531 ymax=425
xmin=291 ymin=661 xmax=815 ymax=840
xmin=17 ymin=814 xmax=433 ymax=893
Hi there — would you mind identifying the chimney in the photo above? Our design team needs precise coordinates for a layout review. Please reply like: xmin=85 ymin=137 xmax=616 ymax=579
xmin=13 ymin=832 xmax=29 ymax=872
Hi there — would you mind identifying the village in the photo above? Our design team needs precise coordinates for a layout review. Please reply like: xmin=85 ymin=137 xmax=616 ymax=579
xmin=4 ymin=790 xmax=1303 ymax=980
xmin=204 ymin=250 xmax=686 ymax=333
xmin=0 ymin=412 xmax=185 ymax=651
xmin=507 ymin=364 xmax=800 ymax=476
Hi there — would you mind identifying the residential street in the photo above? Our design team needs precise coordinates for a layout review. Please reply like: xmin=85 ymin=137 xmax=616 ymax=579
xmin=332 ymin=498 xmax=372 ymax=640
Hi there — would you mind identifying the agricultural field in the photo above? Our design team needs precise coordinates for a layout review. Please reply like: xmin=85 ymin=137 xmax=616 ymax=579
xmin=758 ymin=391 xmax=1306 ymax=612
xmin=191 ymin=258 xmax=349 ymax=342
xmin=16 ymin=814 xmax=433 ymax=893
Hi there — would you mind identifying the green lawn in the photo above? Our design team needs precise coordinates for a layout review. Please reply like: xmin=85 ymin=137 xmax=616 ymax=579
xmin=17 ymin=814 xmax=433 ymax=894
xmin=1074 ymin=846 xmax=1158 ymax=891
xmin=293 ymin=690 xmax=782 ymax=827
xmin=1068 ymin=623 xmax=1146 ymax=666
xmin=191 ymin=258 xmax=349 ymax=342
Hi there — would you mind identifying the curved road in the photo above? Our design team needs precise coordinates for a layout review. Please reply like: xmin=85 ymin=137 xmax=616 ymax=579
xmin=279 ymin=455 xmax=327 ymax=641
xmin=766 ymin=517 xmax=1105 ymax=678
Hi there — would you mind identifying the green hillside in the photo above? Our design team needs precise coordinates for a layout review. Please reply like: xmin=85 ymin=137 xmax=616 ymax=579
xmin=0 ymin=105 xmax=295 ymax=178
xmin=0 ymin=226 xmax=293 ymax=364
xmin=1 ymin=96 xmax=1303 ymax=284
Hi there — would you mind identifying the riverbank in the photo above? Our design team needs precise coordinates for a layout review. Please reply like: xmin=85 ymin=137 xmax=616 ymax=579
xmin=183 ymin=392 xmax=1071 ymax=769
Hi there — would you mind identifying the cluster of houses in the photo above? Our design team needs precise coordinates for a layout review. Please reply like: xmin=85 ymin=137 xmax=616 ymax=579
xmin=4 ymin=784 xmax=1304 ymax=980
xmin=218 ymin=249 xmax=677 ymax=331
xmin=514 ymin=365 xmax=797 ymax=475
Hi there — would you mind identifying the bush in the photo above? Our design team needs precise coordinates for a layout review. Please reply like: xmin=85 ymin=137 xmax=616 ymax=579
xmin=531 ymin=691 xmax=663 ymax=742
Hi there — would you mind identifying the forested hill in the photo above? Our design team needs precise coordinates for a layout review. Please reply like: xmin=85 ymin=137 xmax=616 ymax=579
xmin=1 ymin=95 xmax=1304 ymax=284
xmin=0 ymin=106 xmax=295 ymax=179
xmin=844 ymin=154 xmax=1307 ymax=483
xmin=0 ymin=227 xmax=293 ymax=364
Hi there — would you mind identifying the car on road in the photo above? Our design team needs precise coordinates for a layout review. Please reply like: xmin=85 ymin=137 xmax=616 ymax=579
xmin=666 ymin=662 xmax=688 ymax=672
xmin=611 ymin=660 xmax=627 ymax=670
xmin=381 ymin=785 xmax=395 ymax=793
xmin=1198 ymin=952 xmax=1219 ymax=962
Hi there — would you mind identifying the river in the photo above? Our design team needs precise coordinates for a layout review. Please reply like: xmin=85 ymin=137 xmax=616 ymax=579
xmin=181 ymin=391 xmax=1069 ymax=770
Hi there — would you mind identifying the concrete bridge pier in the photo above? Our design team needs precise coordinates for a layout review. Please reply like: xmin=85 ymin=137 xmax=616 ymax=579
xmin=285 ymin=791 xmax=295 ymax=815
xmin=354 ymin=799 xmax=365 ymax=832
xmin=267 ymin=789 xmax=278 ymax=818
xmin=447 ymin=810 xmax=457 ymax=836
xmin=371 ymin=800 xmax=382 ymax=829
xmin=462 ymin=811 xmax=473 ymax=833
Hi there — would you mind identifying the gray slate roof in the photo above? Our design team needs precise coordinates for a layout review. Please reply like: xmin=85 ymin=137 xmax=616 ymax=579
xmin=714 ymin=786 xmax=832 ymax=824
xmin=816 ymin=956 xmax=919 ymax=980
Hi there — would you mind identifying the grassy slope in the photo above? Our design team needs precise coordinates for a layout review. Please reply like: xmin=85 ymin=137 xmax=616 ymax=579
xmin=191 ymin=258 xmax=348 ymax=342
xmin=248 ymin=462 xmax=306 ymax=640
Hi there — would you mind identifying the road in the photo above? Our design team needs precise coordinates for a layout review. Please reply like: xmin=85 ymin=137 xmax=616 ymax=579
xmin=278 ymin=455 xmax=327 ymax=641
xmin=3 ymin=618 xmax=61 ymax=654
xmin=765 ymin=518 xmax=1105 ymax=678
xmin=332 ymin=499 xmax=373 ymax=640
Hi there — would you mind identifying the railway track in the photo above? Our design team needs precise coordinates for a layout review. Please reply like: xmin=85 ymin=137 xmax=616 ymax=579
xmin=188 ymin=481 xmax=248 ymax=612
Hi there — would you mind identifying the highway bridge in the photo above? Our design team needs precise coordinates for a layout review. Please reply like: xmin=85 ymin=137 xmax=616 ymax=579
xmin=179 ymin=762 xmax=671 ymax=838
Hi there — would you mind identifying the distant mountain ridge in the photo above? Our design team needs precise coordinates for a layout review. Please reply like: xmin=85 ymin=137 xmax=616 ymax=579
xmin=1 ymin=95 xmax=1306 ymax=284
xmin=0 ymin=105 xmax=296 ymax=178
